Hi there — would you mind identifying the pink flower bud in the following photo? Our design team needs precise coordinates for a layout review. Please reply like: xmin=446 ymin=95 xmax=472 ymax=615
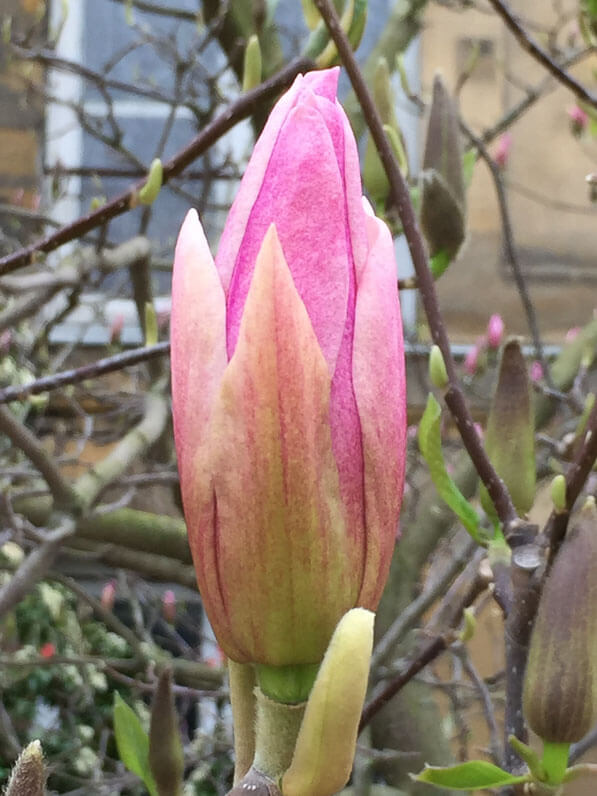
xmin=486 ymin=314 xmax=504 ymax=349
xmin=493 ymin=133 xmax=512 ymax=169
xmin=162 ymin=589 xmax=176 ymax=623
xmin=568 ymin=105 xmax=588 ymax=137
xmin=565 ymin=326 xmax=581 ymax=343
xmin=464 ymin=338 xmax=485 ymax=375
xmin=171 ymin=68 xmax=406 ymax=666
xmin=530 ymin=360 xmax=544 ymax=382
xmin=39 ymin=642 xmax=56 ymax=659
xmin=101 ymin=580 xmax=116 ymax=612
xmin=109 ymin=314 xmax=125 ymax=344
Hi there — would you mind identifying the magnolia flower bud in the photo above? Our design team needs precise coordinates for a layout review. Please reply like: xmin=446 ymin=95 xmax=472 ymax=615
xmin=487 ymin=314 xmax=505 ymax=349
xmin=171 ymin=68 xmax=406 ymax=667
xmin=568 ymin=105 xmax=588 ymax=137
xmin=523 ymin=498 xmax=597 ymax=743
xmin=420 ymin=75 xmax=465 ymax=260
xmin=5 ymin=741 xmax=46 ymax=796
xmin=481 ymin=339 xmax=535 ymax=516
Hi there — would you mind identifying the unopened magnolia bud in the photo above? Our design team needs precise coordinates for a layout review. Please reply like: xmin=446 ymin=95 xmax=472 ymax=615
xmin=101 ymin=580 xmax=116 ymax=612
xmin=523 ymin=498 xmax=597 ymax=743
xmin=162 ymin=589 xmax=176 ymax=623
xmin=242 ymin=35 xmax=262 ymax=92
xmin=481 ymin=339 xmax=535 ymax=516
xmin=5 ymin=740 xmax=46 ymax=796
xmin=429 ymin=345 xmax=448 ymax=390
xmin=487 ymin=314 xmax=505 ymax=349
xmin=493 ymin=132 xmax=512 ymax=169
xmin=550 ymin=474 xmax=567 ymax=513
xmin=420 ymin=75 xmax=465 ymax=261
xmin=149 ymin=669 xmax=184 ymax=796
xmin=420 ymin=170 xmax=465 ymax=260
xmin=568 ymin=105 xmax=588 ymax=137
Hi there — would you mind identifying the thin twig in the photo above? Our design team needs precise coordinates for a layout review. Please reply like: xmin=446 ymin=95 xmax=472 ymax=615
xmin=0 ymin=56 xmax=314 ymax=276
xmin=313 ymin=0 xmax=519 ymax=537
xmin=546 ymin=398 xmax=597 ymax=560
xmin=371 ymin=537 xmax=477 ymax=671
xmin=486 ymin=0 xmax=597 ymax=110
xmin=0 ymin=406 xmax=77 ymax=509
xmin=0 ymin=342 xmax=170 ymax=405
xmin=461 ymin=123 xmax=551 ymax=387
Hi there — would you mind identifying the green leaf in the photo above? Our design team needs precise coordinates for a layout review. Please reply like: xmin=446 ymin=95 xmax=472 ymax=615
xmin=418 ymin=394 xmax=485 ymax=544
xmin=113 ymin=693 xmax=159 ymax=796
xmin=414 ymin=761 xmax=530 ymax=790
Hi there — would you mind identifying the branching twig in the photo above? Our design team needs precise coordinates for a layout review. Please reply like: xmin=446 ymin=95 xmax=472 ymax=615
xmin=486 ymin=0 xmax=597 ymax=110
xmin=0 ymin=406 xmax=77 ymax=509
xmin=0 ymin=342 xmax=169 ymax=405
xmin=546 ymin=398 xmax=597 ymax=560
xmin=0 ymin=56 xmax=314 ymax=276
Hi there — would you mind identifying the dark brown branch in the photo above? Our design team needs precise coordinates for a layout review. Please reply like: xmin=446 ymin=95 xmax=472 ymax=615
xmin=547 ymin=398 xmax=597 ymax=560
xmin=313 ymin=0 xmax=519 ymax=535
xmin=0 ymin=342 xmax=170 ymax=405
xmin=486 ymin=0 xmax=597 ymax=110
xmin=0 ymin=56 xmax=314 ymax=276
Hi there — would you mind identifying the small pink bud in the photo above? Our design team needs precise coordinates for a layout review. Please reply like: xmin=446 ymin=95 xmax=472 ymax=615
xmin=464 ymin=337 xmax=486 ymax=375
xmin=0 ymin=330 xmax=12 ymax=353
xmin=109 ymin=314 xmax=125 ymax=344
xmin=565 ymin=326 xmax=581 ymax=343
xmin=568 ymin=105 xmax=589 ymax=137
xmin=205 ymin=647 xmax=225 ymax=668
xmin=530 ymin=360 xmax=544 ymax=382
xmin=486 ymin=314 xmax=504 ymax=349
xmin=39 ymin=643 xmax=56 ymax=659
xmin=162 ymin=589 xmax=176 ymax=623
xmin=493 ymin=133 xmax=512 ymax=169
xmin=474 ymin=422 xmax=484 ymax=439
xmin=101 ymin=580 xmax=116 ymax=612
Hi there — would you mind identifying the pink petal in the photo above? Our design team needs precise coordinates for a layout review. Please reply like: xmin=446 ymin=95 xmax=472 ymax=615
xmin=216 ymin=69 xmax=340 ymax=295
xmin=224 ymin=101 xmax=351 ymax=373
xmin=205 ymin=226 xmax=358 ymax=664
xmin=352 ymin=207 xmax=406 ymax=608
xmin=170 ymin=210 xmax=229 ymax=650
xmin=170 ymin=209 xmax=227 ymax=485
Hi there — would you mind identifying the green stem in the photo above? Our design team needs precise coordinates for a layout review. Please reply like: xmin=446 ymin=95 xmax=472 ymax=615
xmin=252 ymin=688 xmax=306 ymax=782
xmin=541 ymin=741 xmax=570 ymax=786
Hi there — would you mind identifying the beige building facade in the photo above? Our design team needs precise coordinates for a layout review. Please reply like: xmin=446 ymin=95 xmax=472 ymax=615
xmin=420 ymin=0 xmax=597 ymax=342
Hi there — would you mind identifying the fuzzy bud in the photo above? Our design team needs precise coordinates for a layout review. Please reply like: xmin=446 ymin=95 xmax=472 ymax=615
xmin=481 ymin=339 xmax=535 ymax=516
xmin=523 ymin=497 xmax=597 ymax=743
xmin=420 ymin=75 xmax=466 ymax=260
xmin=5 ymin=741 xmax=46 ymax=796
xmin=149 ymin=669 xmax=184 ymax=796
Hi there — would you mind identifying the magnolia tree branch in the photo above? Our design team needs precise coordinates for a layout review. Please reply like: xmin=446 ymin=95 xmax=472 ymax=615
xmin=313 ymin=0 xmax=520 ymax=536
xmin=0 ymin=406 xmax=77 ymax=510
xmin=0 ymin=56 xmax=314 ymax=276
xmin=486 ymin=0 xmax=597 ymax=110
xmin=360 ymin=549 xmax=489 ymax=732
xmin=461 ymin=123 xmax=550 ymax=386
xmin=0 ymin=343 xmax=170 ymax=405
xmin=73 ymin=390 xmax=169 ymax=509
xmin=546 ymin=397 xmax=597 ymax=560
